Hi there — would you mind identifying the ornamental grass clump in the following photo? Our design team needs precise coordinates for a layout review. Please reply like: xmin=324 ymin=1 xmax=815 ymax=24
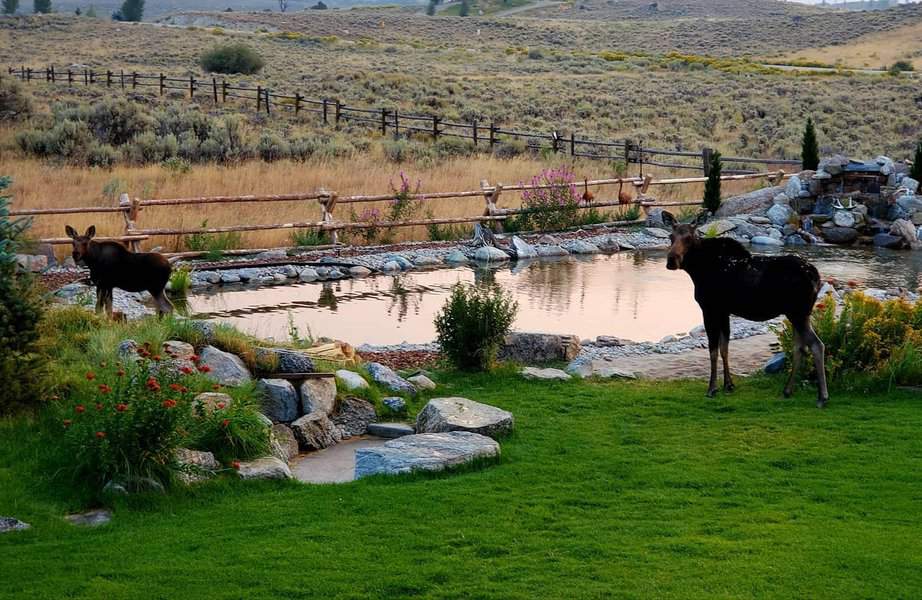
xmin=435 ymin=284 xmax=517 ymax=372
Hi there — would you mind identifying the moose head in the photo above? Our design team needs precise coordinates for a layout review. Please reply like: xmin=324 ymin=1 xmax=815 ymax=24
xmin=661 ymin=210 xmax=708 ymax=271
xmin=65 ymin=225 xmax=96 ymax=266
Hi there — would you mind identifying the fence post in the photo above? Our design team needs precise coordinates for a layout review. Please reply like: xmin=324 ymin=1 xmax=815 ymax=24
xmin=624 ymin=139 xmax=632 ymax=166
xmin=106 ymin=70 xmax=112 ymax=87
xmin=380 ymin=108 xmax=388 ymax=136
xmin=335 ymin=100 xmax=342 ymax=125
xmin=321 ymin=98 xmax=327 ymax=123
xmin=256 ymin=85 xmax=262 ymax=112
xmin=638 ymin=140 xmax=644 ymax=177
xmin=221 ymin=80 xmax=228 ymax=103
xmin=318 ymin=189 xmax=339 ymax=245
xmin=83 ymin=69 xmax=88 ymax=85
xmin=551 ymin=130 xmax=560 ymax=153
xmin=570 ymin=132 xmax=575 ymax=156
xmin=26 ymin=68 xmax=32 ymax=83
xmin=119 ymin=193 xmax=142 ymax=253
xmin=189 ymin=76 xmax=195 ymax=98
xmin=49 ymin=66 xmax=55 ymax=83
xmin=295 ymin=92 xmax=302 ymax=115
xmin=472 ymin=120 xmax=478 ymax=147
xmin=88 ymin=70 xmax=95 ymax=85
xmin=212 ymin=78 xmax=218 ymax=103
xmin=264 ymin=88 xmax=270 ymax=115
xmin=702 ymin=147 xmax=714 ymax=176
xmin=393 ymin=109 xmax=400 ymax=138
xmin=432 ymin=116 xmax=440 ymax=139
xmin=120 ymin=70 xmax=125 ymax=89
xmin=159 ymin=73 xmax=165 ymax=96
xmin=489 ymin=122 xmax=496 ymax=148
xmin=67 ymin=69 xmax=73 ymax=85
xmin=131 ymin=72 xmax=137 ymax=89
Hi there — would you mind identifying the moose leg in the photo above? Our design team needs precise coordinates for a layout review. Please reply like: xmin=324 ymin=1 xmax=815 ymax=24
xmin=703 ymin=312 xmax=721 ymax=398
xmin=153 ymin=290 xmax=174 ymax=318
xmin=783 ymin=323 xmax=805 ymax=399
xmin=94 ymin=286 xmax=106 ymax=314
xmin=803 ymin=324 xmax=829 ymax=409
xmin=103 ymin=288 xmax=114 ymax=318
xmin=720 ymin=314 xmax=734 ymax=392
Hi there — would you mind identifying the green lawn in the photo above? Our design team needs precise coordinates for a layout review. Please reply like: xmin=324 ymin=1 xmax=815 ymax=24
xmin=2 ymin=373 xmax=921 ymax=599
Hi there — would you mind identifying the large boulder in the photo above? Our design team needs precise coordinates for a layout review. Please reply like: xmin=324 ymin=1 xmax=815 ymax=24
xmin=237 ymin=457 xmax=292 ymax=480
xmin=291 ymin=412 xmax=342 ymax=450
xmin=511 ymin=236 xmax=537 ymax=259
xmin=416 ymin=397 xmax=513 ymax=440
xmin=499 ymin=332 xmax=580 ymax=363
xmin=354 ymin=432 xmax=500 ymax=479
xmin=822 ymin=226 xmax=859 ymax=245
xmin=521 ymin=367 xmax=571 ymax=381
xmin=700 ymin=219 xmax=736 ymax=236
xmin=818 ymin=154 xmax=848 ymax=176
xmin=300 ymin=378 xmax=337 ymax=416
xmin=270 ymin=423 xmax=300 ymax=462
xmin=832 ymin=210 xmax=856 ymax=228
xmin=873 ymin=233 xmax=905 ymax=249
xmin=366 ymin=363 xmax=416 ymax=395
xmin=336 ymin=369 xmax=369 ymax=391
xmin=473 ymin=246 xmax=510 ymax=263
xmin=407 ymin=373 xmax=436 ymax=391
xmin=257 ymin=379 xmax=299 ymax=423
xmin=199 ymin=346 xmax=252 ymax=387
xmin=900 ymin=176 xmax=919 ymax=194
xmin=645 ymin=207 xmax=667 ymax=228
xmin=890 ymin=219 xmax=921 ymax=249
xmin=767 ymin=203 xmax=793 ymax=227
xmin=255 ymin=348 xmax=314 ymax=374
xmin=332 ymin=397 xmax=377 ymax=438
xmin=175 ymin=448 xmax=220 ymax=484
xmin=784 ymin=175 xmax=803 ymax=200
xmin=714 ymin=186 xmax=783 ymax=217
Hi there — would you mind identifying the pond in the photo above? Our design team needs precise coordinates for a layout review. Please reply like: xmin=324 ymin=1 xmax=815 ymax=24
xmin=187 ymin=247 xmax=922 ymax=346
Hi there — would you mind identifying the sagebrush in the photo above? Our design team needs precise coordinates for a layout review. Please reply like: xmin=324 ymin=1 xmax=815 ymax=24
xmin=435 ymin=284 xmax=517 ymax=371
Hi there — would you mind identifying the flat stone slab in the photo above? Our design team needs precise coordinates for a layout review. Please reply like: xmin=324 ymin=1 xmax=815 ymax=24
xmin=367 ymin=422 xmax=415 ymax=439
xmin=521 ymin=367 xmax=571 ymax=381
xmin=291 ymin=436 xmax=388 ymax=484
xmin=65 ymin=509 xmax=112 ymax=527
xmin=237 ymin=456 xmax=293 ymax=480
xmin=416 ymin=397 xmax=513 ymax=440
xmin=354 ymin=432 xmax=500 ymax=479
xmin=566 ymin=360 xmax=637 ymax=380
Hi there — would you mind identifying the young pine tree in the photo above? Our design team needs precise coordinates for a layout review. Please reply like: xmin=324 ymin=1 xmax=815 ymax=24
xmin=2 ymin=0 xmax=19 ymax=15
xmin=459 ymin=0 xmax=469 ymax=16
xmin=426 ymin=0 xmax=437 ymax=15
xmin=801 ymin=117 xmax=820 ymax=171
xmin=33 ymin=0 xmax=50 ymax=12
xmin=703 ymin=151 xmax=722 ymax=214
xmin=117 ymin=0 xmax=142 ymax=20
xmin=911 ymin=141 xmax=922 ymax=183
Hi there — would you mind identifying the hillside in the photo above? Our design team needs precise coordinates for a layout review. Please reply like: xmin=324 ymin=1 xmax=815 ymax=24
xmin=534 ymin=0 xmax=823 ymax=20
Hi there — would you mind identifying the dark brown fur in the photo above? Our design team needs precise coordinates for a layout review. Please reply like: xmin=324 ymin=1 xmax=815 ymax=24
xmin=65 ymin=225 xmax=174 ymax=318
xmin=662 ymin=211 xmax=829 ymax=407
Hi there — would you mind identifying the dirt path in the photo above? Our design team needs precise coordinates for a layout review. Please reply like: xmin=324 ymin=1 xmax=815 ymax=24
xmin=609 ymin=334 xmax=778 ymax=380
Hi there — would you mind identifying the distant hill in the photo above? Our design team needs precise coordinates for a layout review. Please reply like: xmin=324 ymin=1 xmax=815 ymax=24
xmin=33 ymin=0 xmax=417 ymax=20
xmin=536 ymin=0 xmax=824 ymax=20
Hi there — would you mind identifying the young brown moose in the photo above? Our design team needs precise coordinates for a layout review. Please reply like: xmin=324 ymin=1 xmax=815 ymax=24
xmin=661 ymin=211 xmax=829 ymax=408
xmin=65 ymin=225 xmax=174 ymax=318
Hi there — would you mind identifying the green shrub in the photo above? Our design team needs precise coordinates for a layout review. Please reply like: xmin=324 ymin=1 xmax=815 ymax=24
xmin=0 ymin=177 xmax=46 ymax=415
xmin=200 ymin=43 xmax=265 ymax=75
xmin=257 ymin=132 xmax=290 ymax=162
xmin=435 ymin=284 xmax=517 ymax=372
xmin=184 ymin=220 xmax=242 ymax=259
xmin=188 ymin=383 xmax=269 ymax=463
xmin=801 ymin=117 xmax=819 ymax=171
xmin=168 ymin=265 xmax=192 ymax=296
xmin=0 ymin=78 xmax=32 ymax=121
xmin=493 ymin=138 xmax=528 ymax=160
xmin=290 ymin=228 xmax=330 ymax=247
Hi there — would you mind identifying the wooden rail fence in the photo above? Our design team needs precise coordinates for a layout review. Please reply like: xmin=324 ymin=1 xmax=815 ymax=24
xmin=7 ymin=64 xmax=803 ymax=174
xmin=11 ymin=171 xmax=791 ymax=253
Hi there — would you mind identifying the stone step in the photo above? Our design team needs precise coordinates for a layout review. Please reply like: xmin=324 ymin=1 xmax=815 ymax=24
xmin=367 ymin=422 xmax=415 ymax=439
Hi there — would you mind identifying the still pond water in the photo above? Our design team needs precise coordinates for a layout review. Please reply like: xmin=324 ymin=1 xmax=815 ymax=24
xmin=188 ymin=247 xmax=922 ymax=346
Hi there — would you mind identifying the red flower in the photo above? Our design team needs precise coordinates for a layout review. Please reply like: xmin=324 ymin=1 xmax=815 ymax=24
xmin=116 ymin=403 xmax=128 ymax=412
xmin=116 ymin=369 xmax=126 ymax=377
xmin=146 ymin=377 xmax=161 ymax=392
xmin=85 ymin=372 xmax=96 ymax=381
xmin=95 ymin=431 xmax=106 ymax=439
xmin=232 ymin=461 xmax=241 ymax=470
xmin=816 ymin=302 xmax=826 ymax=310
xmin=222 ymin=419 xmax=230 ymax=428
xmin=180 ymin=366 xmax=193 ymax=375
xmin=75 ymin=404 xmax=86 ymax=414
xmin=63 ymin=419 xmax=72 ymax=428
xmin=162 ymin=399 xmax=177 ymax=409
xmin=138 ymin=348 xmax=150 ymax=357
xmin=212 ymin=384 xmax=221 ymax=391
xmin=191 ymin=354 xmax=201 ymax=363
xmin=180 ymin=386 xmax=189 ymax=393
xmin=197 ymin=365 xmax=212 ymax=374
xmin=152 ymin=355 xmax=162 ymax=362
xmin=98 ymin=384 xmax=112 ymax=394
xmin=169 ymin=383 xmax=183 ymax=392
xmin=216 ymin=402 xmax=226 ymax=410
xmin=95 ymin=403 xmax=104 ymax=411
xmin=848 ymin=280 xmax=859 ymax=288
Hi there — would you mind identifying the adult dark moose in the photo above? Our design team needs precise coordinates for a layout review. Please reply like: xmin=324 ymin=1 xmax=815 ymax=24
xmin=661 ymin=211 xmax=829 ymax=408
xmin=65 ymin=225 xmax=173 ymax=318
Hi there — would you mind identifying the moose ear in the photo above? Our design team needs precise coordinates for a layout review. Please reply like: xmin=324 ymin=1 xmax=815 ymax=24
xmin=65 ymin=225 xmax=78 ymax=239
xmin=692 ymin=211 xmax=709 ymax=228
xmin=84 ymin=225 xmax=96 ymax=239
xmin=661 ymin=211 xmax=677 ymax=230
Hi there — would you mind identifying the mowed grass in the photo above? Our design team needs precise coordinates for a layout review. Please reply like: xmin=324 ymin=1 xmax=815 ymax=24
xmin=1 ymin=372 xmax=921 ymax=598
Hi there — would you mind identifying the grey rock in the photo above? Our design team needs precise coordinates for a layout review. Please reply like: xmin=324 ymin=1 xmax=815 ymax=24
xmin=595 ymin=335 xmax=629 ymax=347
xmin=380 ymin=260 xmax=402 ymax=272
xmin=715 ymin=186 xmax=783 ymax=217
xmin=644 ymin=227 xmax=670 ymax=239
xmin=812 ymin=169 xmax=832 ymax=180
xmin=767 ymin=203 xmax=793 ymax=226
xmin=270 ymin=423 xmax=300 ymax=462
xmin=897 ymin=194 xmax=922 ymax=214
xmin=298 ymin=268 xmax=319 ymax=282
xmin=749 ymin=216 xmax=771 ymax=225
xmin=764 ymin=353 xmax=787 ymax=375
xmin=186 ymin=320 xmax=216 ymax=344
xmin=284 ymin=265 xmax=299 ymax=278
xmin=367 ymin=422 xmax=415 ymax=439
xmin=566 ymin=359 xmax=636 ymax=379
xmin=416 ymin=397 xmax=514 ymax=439
xmin=255 ymin=249 xmax=288 ymax=261
xmin=511 ymin=235 xmax=537 ymax=259
xmin=102 ymin=481 xmax=129 ymax=497
xmin=257 ymin=379 xmax=299 ymax=422
xmin=473 ymin=246 xmax=510 ymax=262
xmin=272 ymin=273 xmax=288 ymax=283
xmin=300 ymin=378 xmax=337 ymax=416
xmin=822 ymin=226 xmax=859 ymax=245
xmin=193 ymin=392 xmax=233 ymax=414
xmin=162 ymin=340 xmax=194 ymax=359
xmin=521 ymin=367 xmax=571 ymax=381
xmin=873 ymin=233 xmax=904 ymax=249
xmin=412 ymin=256 xmax=441 ymax=267
xmin=65 ymin=509 xmax=112 ymax=527
xmin=291 ymin=412 xmax=342 ymax=450
xmin=237 ymin=457 xmax=292 ymax=480
xmin=901 ymin=177 xmax=920 ymax=194
xmin=382 ymin=396 xmax=407 ymax=412
xmin=175 ymin=448 xmax=220 ymax=483
xmin=384 ymin=255 xmax=414 ymax=270
xmin=336 ymin=369 xmax=369 ymax=391
xmin=818 ymin=154 xmax=848 ymax=176
xmin=0 ymin=517 xmax=30 ymax=534
xmin=220 ymin=272 xmax=241 ymax=285
xmin=750 ymin=236 xmax=783 ymax=246
xmin=536 ymin=234 xmax=560 ymax=245
xmin=199 ymin=346 xmax=252 ymax=386
xmin=443 ymin=250 xmax=469 ymax=264
xmin=700 ymin=219 xmax=735 ymax=236
xmin=15 ymin=254 xmax=48 ymax=273
xmin=349 ymin=266 xmax=372 ymax=277
xmin=536 ymin=245 xmax=569 ymax=257
xmin=564 ymin=240 xmax=601 ymax=254
xmin=256 ymin=347 xmax=314 ymax=374
xmin=499 ymin=332 xmax=581 ymax=363
xmin=832 ymin=210 xmax=856 ymax=228
xmin=332 ymin=396 xmax=377 ymax=439
xmin=355 ymin=431 xmax=500 ymax=479
xmin=366 ymin=362 xmax=416 ymax=394
xmin=117 ymin=339 xmax=140 ymax=361
xmin=784 ymin=175 xmax=803 ymax=199
xmin=407 ymin=374 xmax=436 ymax=390
xmin=645 ymin=208 xmax=667 ymax=228
xmin=785 ymin=235 xmax=807 ymax=246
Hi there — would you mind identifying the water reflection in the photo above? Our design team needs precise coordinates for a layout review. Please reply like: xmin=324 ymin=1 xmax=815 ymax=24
xmin=188 ymin=247 xmax=922 ymax=345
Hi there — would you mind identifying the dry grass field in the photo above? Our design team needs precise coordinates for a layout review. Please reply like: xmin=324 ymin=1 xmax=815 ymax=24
xmin=781 ymin=19 xmax=922 ymax=70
